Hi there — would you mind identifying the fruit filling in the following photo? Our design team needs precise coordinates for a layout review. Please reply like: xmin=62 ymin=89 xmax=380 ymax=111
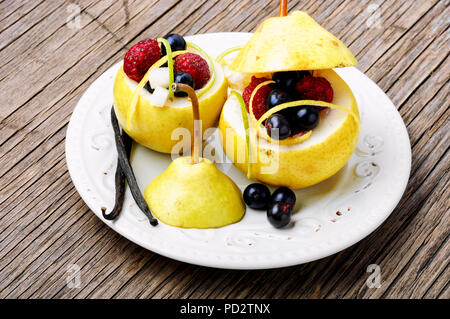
xmin=242 ymin=71 xmax=334 ymax=140
xmin=122 ymin=34 xmax=212 ymax=104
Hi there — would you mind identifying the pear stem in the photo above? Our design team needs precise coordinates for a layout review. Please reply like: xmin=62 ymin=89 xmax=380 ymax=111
xmin=172 ymin=83 xmax=201 ymax=164
xmin=280 ymin=0 xmax=287 ymax=16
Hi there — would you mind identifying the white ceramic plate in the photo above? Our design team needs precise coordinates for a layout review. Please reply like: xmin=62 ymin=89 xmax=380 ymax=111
xmin=66 ymin=33 xmax=411 ymax=269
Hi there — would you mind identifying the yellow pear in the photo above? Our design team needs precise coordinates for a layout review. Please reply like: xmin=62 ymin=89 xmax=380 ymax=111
xmin=144 ymin=83 xmax=245 ymax=228
xmin=114 ymin=45 xmax=228 ymax=154
xmin=219 ymin=69 xmax=360 ymax=189
xmin=230 ymin=11 xmax=357 ymax=73
xmin=145 ymin=157 xmax=244 ymax=228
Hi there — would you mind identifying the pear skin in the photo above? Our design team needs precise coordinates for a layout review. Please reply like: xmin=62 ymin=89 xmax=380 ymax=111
xmin=230 ymin=11 xmax=357 ymax=73
xmin=144 ymin=157 xmax=245 ymax=228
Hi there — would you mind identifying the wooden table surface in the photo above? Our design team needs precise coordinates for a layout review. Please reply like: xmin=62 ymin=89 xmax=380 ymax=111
xmin=0 ymin=0 xmax=448 ymax=299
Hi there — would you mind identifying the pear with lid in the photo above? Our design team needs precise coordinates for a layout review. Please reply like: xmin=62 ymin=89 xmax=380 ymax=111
xmin=230 ymin=10 xmax=357 ymax=73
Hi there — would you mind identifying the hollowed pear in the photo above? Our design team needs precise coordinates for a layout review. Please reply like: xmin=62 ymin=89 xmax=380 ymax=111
xmin=145 ymin=157 xmax=244 ymax=228
xmin=113 ymin=60 xmax=228 ymax=154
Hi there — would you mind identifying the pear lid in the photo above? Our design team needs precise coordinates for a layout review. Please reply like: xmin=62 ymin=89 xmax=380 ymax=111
xmin=230 ymin=11 xmax=357 ymax=73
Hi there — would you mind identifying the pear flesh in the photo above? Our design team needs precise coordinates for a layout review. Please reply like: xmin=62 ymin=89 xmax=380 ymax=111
xmin=144 ymin=157 xmax=245 ymax=228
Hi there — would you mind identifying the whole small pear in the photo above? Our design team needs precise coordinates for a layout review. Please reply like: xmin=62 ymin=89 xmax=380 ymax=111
xmin=144 ymin=157 xmax=245 ymax=228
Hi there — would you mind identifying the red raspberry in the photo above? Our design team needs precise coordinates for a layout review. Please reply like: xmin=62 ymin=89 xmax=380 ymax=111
xmin=123 ymin=39 xmax=161 ymax=82
xmin=174 ymin=53 xmax=210 ymax=89
xmin=242 ymin=76 xmax=271 ymax=120
xmin=296 ymin=76 xmax=334 ymax=103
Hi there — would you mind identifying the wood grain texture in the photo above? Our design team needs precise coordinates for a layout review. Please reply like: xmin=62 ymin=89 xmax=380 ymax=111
xmin=0 ymin=0 xmax=448 ymax=299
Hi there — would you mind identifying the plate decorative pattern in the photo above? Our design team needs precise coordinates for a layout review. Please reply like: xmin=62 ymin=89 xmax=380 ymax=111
xmin=66 ymin=33 xmax=411 ymax=269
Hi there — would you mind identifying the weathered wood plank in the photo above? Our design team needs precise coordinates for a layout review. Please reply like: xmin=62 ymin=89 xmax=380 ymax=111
xmin=323 ymin=106 xmax=449 ymax=297
xmin=26 ymin=224 xmax=125 ymax=298
xmin=346 ymin=163 xmax=449 ymax=298
xmin=0 ymin=0 xmax=123 ymax=122
xmin=0 ymin=1 xmax=67 ymax=51
xmin=0 ymin=191 xmax=88 ymax=295
xmin=0 ymin=0 xmax=106 ymax=76
xmin=0 ymin=1 xmax=172 ymax=197
xmin=110 ymin=257 xmax=179 ymax=299
xmin=351 ymin=0 xmax=439 ymax=72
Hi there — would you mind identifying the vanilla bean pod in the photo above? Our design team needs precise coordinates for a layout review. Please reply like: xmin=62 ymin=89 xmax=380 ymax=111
xmin=102 ymin=128 xmax=132 ymax=220
xmin=110 ymin=107 xmax=158 ymax=226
